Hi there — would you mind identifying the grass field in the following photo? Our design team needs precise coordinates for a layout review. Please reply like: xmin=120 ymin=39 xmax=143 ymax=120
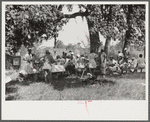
xmin=5 ymin=72 xmax=145 ymax=100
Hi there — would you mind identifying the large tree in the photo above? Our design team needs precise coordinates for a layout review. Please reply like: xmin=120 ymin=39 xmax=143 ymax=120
xmin=5 ymin=5 xmax=67 ymax=55
xmin=121 ymin=5 xmax=145 ymax=53
xmin=6 ymin=4 xmax=145 ymax=56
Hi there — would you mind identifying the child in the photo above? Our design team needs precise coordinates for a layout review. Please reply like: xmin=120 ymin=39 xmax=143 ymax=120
xmin=137 ymin=54 xmax=145 ymax=72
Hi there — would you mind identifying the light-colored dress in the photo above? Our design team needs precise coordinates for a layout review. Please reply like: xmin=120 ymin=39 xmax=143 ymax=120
xmin=88 ymin=53 xmax=97 ymax=69
xmin=64 ymin=58 xmax=70 ymax=68
xmin=72 ymin=56 xmax=77 ymax=66
xmin=130 ymin=60 xmax=137 ymax=72
xmin=51 ymin=64 xmax=66 ymax=73
xmin=118 ymin=53 xmax=124 ymax=58
xmin=75 ymin=57 xmax=85 ymax=72
xmin=137 ymin=58 xmax=145 ymax=69
xmin=23 ymin=53 xmax=34 ymax=74
xmin=100 ymin=52 xmax=107 ymax=74
xmin=108 ymin=59 xmax=118 ymax=72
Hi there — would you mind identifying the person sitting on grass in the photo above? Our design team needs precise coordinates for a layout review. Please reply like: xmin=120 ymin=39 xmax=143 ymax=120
xmin=118 ymin=51 xmax=124 ymax=61
xmin=123 ymin=48 xmax=129 ymax=63
xmin=108 ymin=56 xmax=119 ymax=75
xmin=137 ymin=54 xmax=145 ymax=72
xmin=118 ymin=55 xmax=126 ymax=74
xmin=129 ymin=57 xmax=138 ymax=73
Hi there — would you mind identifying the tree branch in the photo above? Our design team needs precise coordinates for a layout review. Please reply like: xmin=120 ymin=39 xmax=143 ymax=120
xmin=55 ymin=9 xmax=90 ymax=23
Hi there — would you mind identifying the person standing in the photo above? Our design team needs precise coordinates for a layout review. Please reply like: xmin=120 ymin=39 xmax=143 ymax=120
xmin=23 ymin=48 xmax=34 ymax=78
xmin=100 ymin=49 xmax=107 ymax=77
xmin=137 ymin=54 xmax=145 ymax=72
xmin=123 ymin=48 xmax=129 ymax=63
xmin=118 ymin=55 xmax=125 ymax=74
xmin=42 ymin=50 xmax=55 ymax=83
xmin=97 ymin=50 xmax=102 ymax=67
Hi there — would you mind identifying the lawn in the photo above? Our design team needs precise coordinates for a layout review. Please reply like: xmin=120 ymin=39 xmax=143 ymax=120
xmin=5 ymin=72 xmax=145 ymax=100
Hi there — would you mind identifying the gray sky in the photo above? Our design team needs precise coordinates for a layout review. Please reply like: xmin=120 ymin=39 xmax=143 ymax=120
xmin=40 ymin=5 xmax=119 ymax=48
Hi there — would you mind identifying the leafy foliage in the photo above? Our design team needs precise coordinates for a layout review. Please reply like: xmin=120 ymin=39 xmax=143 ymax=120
xmin=5 ymin=4 xmax=145 ymax=55
xmin=5 ymin=5 xmax=67 ymax=54
xmin=55 ymin=40 xmax=65 ymax=48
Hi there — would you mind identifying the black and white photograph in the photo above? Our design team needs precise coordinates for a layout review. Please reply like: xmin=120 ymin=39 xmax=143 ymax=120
xmin=2 ymin=1 xmax=149 ymax=120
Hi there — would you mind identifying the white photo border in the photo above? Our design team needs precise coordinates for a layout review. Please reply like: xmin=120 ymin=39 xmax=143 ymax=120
xmin=2 ymin=1 xmax=149 ymax=120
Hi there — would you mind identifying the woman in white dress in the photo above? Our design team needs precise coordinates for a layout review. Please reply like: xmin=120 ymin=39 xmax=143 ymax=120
xmin=23 ymin=48 xmax=34 ymax=76
xmin=88 ymin=53 xmax=97 ymax=69
xmin=88 ymin=53 xmax=98 ymax=75
xmin=100 ymin=49 xmax=107 ymax=77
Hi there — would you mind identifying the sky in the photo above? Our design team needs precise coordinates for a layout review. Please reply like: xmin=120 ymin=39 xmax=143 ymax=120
xmin=40 ymin=5 xmax=119 ymax=48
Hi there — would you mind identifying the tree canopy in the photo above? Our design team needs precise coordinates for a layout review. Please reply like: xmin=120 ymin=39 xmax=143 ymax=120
xmin=5 ymin=5 xmax=68 ymax=54
xmin=5 ymin=4 xmax=145 ymax=55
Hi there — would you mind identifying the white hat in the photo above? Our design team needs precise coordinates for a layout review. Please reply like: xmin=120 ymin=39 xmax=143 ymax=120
xmin=41 ymin=34 xmax=47 ymax=38
xmin=71 ymin=52 xmax=74 ymax=55
xmin=118 ymin=53 xmax=124 ymax=57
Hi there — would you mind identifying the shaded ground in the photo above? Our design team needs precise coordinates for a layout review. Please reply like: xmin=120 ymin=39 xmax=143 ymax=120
xmin=5 ymin=72 xmax=145 ymax=100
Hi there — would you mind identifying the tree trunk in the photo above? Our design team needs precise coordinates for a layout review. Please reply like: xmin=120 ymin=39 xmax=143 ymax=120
xmin=86 ymin=17 xmax=100 ymax=53
xmin=122 ymin=5 xmax=133 ymax=52
xmin=89 ymin=31 xmax=100 ymax=53
xmin=104 ymin=36 xmax=111 ymax=57
xmin=144 ymin=46 xmax=145 ymax=58
xmin=122 ymin=30 xmax=129 ymax=53
xmin=103 ymin=6 xmax=112 ymax=57
xmin=54 ymin=36 xmax=57 ymax=48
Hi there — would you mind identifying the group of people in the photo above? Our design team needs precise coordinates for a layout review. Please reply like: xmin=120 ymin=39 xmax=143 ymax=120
xmin=21 ymin=47 xmax=145 ymax=81
xmin=105 ymin=48 xmax=145 ymax=76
